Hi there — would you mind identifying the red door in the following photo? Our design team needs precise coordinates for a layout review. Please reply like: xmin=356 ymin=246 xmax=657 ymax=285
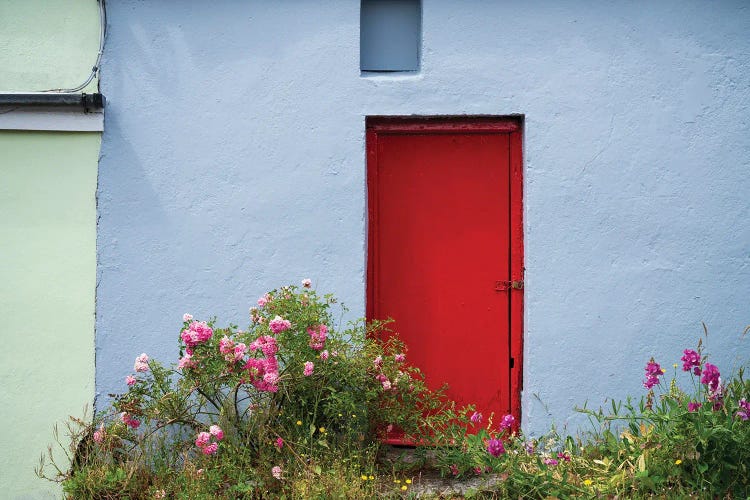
xmin=366 ymin=117 xmax=523 ymax=439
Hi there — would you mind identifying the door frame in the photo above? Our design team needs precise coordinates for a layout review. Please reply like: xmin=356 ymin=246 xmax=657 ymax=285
xmin=365 ymin=115 xmax=524 ymax=423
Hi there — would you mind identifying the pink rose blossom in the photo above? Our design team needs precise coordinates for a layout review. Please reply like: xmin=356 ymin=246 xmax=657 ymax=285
xmin=183 ymin=313 xmax=193 ymax=322
xmin=249 ymin=335 xmax=278 ymax=357
xmin=209 ymin=425 xmax=224 ymax=441
xmin=373 ymin=356 xmax=383 ymax=368
xmin=303 ymin=361 xmax=314 ymax=376
xmin=320 ymin=350 xmax=329 ymax=360
xmin=93 ymin=424 xmax=105 ymax=443
xmin=121 ymin=412 xmax=140 ymax=429
xmin=307 ymin=324 xmax=328 ymax=350
xmin=470 ymin=411 xmax=483 ymax=424
xmin=233 ymin=343 xmax=247 ymax=361
xmin=257 ymin=294 xmax=271 ymax=307
xmin=125 ymin=375 xmax=136 ymax=386
xmin=195 ymin=431 xmax=211 ymax=448
xmin=449 ymin=464 xmax=460 ymax=476
xmin=269 ymin=316 xmax=292 ymax=334
xmin=178 ymin=353 xmax=196 ymax=370
xmin=272 ymin=465 xmax=283 ymax=479
xmin=394 ymin=353 xmax=406 ymax=363
xmin=202 ymin=442 xmax=218 ymax=455
xmin=381 ymin=379 xmax=392 ymax=390
xmin=219 ymin=335 xmax=234 ymax=355
xmin=180 ymin=321 xmax=213 ymax=348
xmin=134 ymin=353 xmax=150 ymax=373
xmin=302 ymin=278 xmax=312 ymax=288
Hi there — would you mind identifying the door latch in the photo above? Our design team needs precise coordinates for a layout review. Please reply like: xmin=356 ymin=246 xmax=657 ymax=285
xmin=495 ymin=280 xmax=524 ymax=292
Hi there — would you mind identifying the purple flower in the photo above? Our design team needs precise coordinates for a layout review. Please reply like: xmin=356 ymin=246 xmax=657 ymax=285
xmin=736 ymin=399 xmax=750 ymax=420
xmin=543 ymin=458 xmax=559 ymax=466
xmin=470 ymin=411 xmax=483 ymax=424
xmin=487 ymin=438 xmax=505 ymax=457
xmin=524 ymin=441 xmax=535 ymax=454
xmin=700 ymin=363 xmax=721 ymax=394
xmin=681 ymin=349 xmax=701 ymax=375
xmin=499 ymin=414 xmax=515 ymax=430
xmin=557 ymin=452 xmax=571 ymax=462
xmin=687 ymin=402 xmax=702 ymax=412
xmin=643 ymin=360 xmax=664 ymax=389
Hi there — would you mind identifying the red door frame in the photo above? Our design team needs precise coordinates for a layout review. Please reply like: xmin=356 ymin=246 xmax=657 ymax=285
xmin=365 ymin=116 xmax=525 ymax=425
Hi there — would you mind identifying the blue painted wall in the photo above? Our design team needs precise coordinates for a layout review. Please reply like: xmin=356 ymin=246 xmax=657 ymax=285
xmin=98 ymin=1 xmax=750 ymax=436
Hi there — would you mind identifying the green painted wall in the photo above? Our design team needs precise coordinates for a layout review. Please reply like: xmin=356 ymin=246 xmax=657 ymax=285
xmin=0 ymin=131 xmax=99 ymax=498
xmin=0 ymin=0 xmax=100 ymax=92
xmin=1 ymin=1 xmax=102 ymax=497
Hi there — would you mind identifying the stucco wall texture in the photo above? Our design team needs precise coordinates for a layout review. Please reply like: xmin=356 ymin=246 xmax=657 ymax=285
xmin=97 ymin=1 xmax=750 ymax=436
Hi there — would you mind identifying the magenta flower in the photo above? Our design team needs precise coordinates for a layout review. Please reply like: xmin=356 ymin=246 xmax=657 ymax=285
xmin=557 ymin=452 xmax=571 ymax=462
xmin=373 ymin=356 xmax=383 ymax=368
xmin=681 ymin=349 xmax=701 ymax=375
xmin=394 ymin=353 xmax=406 ymax=363
xmin=303 ymin=361 xmax=314 ymax=376
xmin=470 ymin=411 xmax=483 ymax=424
xmin=449 ymin=464 xmax=460 ymax=476
xmin=269 ymin=316 xmax=291 ymax=334
xmin=687 ymin=402 xmax=702 ymax=412
xmin=320 ymin=350 xmax=329 ymax=360
xmin=543 ymin=458 xmax=559 ymax=466
xmin=500 ymin=414 xmax=515 ymax=430
xmin=125 ymin=375 xmax=136 ymax=386
xmin=701 ymin=363 xmax=721 ymax=394
xmin=257 ymin=294 xmax=270 ymax=307
xmin=643 ymin=360 xmax=664 ymax=389
xmin=183 ymin=313 xmax=193 ymax=322
xmin=487 ymin=438 xmax=505 ymax=457
xmin=275 ymin=437 xmax=284 ymax=450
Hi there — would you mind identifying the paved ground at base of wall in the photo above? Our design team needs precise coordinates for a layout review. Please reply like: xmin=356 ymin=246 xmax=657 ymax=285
xmin=379 ymin=446 xmax=507 ymax=498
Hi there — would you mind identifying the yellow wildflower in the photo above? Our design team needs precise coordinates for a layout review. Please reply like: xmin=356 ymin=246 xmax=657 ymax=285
xmin=401 ymin=485 xmax=408 ymax=491
xmin=661 ymin=368 xmax=666 ymax=373
xmin=675 ymin=459 xmax=682 ymax=465
xmin=583 ymin=479 xmax=592 ymax=486
xmin=361 ymin=474 xmax=368 ymax=481
xmin=394 ymin=479 xmax=401 ymax=483
xmin=296 ymin=420 xmax=302 ymax=426
xmin=405 ymin=479 xmax=412 ymax=484
xmin=368 ymin=475 xmax=374 ymax=480
xmin=319 ymin=427 xmax=326 ymax=433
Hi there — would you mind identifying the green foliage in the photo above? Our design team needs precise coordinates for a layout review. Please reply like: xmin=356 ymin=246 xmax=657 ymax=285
xmin=37 ymin=290 xmax=749 ymax=498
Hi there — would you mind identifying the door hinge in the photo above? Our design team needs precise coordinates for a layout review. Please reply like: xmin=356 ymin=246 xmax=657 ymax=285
xmin=494 ymin=280 xmax=524 ymax=292
xmin=510 ymin=357 xmax=515 ymax=368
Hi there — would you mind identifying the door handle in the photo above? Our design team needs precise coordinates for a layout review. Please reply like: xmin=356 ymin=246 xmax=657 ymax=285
xmin=495 ymin=280 xmax=523 ymax=292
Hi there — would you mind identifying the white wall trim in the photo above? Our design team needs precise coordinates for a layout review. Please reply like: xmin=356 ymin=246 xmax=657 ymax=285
xmin=0 ymin=106 xmax=103 ymax=132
